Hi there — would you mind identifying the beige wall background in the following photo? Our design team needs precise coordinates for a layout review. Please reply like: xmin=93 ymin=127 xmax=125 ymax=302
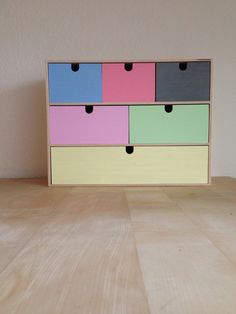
xmin=0 ymin=0 xmax=236 ymax=178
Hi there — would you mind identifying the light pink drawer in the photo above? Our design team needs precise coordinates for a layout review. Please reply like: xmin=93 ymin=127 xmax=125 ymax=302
xmin=49 ymin=106 xmax=128 ymax=145
xmin=102 ymin=63 xmax=155 ymax=102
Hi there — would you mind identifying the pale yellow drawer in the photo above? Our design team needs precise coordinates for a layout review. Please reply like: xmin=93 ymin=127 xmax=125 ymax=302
xmin=51 ymin=146 xmax=209 ymax=185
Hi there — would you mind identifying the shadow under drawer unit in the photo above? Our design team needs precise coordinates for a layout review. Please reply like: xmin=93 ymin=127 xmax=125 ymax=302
xmin=46 ymin=59 xmax=212 ymax=186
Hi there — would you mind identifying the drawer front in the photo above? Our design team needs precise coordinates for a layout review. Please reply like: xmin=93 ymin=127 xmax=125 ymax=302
xmin=49 ymin=106 xmax=128 ymax=145
xmin=102 ymin=63 xmax=155 ymax=102
xmin=48 ymin=63 xmax=102 ymax=103
xmin=156 ymin=61 xmax=210 ymax=101
xmin=51 ymin=146 xmax=209 ymax=185
xmin=130 ymin=104 xmax=209 ymax=144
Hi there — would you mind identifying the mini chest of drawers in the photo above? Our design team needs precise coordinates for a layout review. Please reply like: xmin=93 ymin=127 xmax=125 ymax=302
xmin=46 ymin=59 xmax=211 ymax=186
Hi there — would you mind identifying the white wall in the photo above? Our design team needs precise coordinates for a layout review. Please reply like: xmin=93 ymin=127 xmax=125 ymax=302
xmin=0 ymin=0 xmax=236 ymax=178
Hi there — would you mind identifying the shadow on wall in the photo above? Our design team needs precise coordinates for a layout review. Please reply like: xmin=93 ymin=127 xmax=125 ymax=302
xmin=0 ymin=81 xmax=47 ymax=178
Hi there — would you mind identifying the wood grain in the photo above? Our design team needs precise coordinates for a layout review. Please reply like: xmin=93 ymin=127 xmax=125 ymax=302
xmin=1 ymin=177 xmax=236 ymax=313
xmin=0 ymin=180 xmax=149 ymax=314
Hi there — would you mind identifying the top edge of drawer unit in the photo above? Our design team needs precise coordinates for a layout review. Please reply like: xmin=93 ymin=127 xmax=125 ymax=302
xmin=46 ymin=59 xmax=212 ymax=64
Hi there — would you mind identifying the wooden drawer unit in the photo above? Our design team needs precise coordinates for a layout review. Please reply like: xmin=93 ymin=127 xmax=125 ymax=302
xmin=46 ymin=59 xmax=212 ymax=186
xmin=130 ymin=104 xmax=209 ymax=144
xmin=51 ymin=146 xmax=209 ymax=185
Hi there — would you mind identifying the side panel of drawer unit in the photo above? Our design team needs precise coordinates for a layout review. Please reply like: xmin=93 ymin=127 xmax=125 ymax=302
xmin=51 ymin=146 xmax=209 ymax=185
xmin=129 ymin=104 xmax=209 ymax=144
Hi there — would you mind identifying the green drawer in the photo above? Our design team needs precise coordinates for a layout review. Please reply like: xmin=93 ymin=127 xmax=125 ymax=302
xmin=130 ymin=104 xmax=209 ymax=144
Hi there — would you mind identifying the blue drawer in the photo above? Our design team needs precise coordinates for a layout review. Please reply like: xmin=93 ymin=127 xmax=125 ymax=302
xmin=48 ymin=63 xmax=102 ymax=103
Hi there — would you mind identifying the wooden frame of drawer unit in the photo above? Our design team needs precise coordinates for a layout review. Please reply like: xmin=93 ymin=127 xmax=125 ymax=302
xmin=46 ymin=59 xmax=212 ymax=187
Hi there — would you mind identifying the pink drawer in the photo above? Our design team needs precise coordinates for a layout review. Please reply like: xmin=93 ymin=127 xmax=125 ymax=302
xmin=102 ymin=63 xmax=155 ymax=102
xmin=49 ymin=106 xmax=128 ymax=145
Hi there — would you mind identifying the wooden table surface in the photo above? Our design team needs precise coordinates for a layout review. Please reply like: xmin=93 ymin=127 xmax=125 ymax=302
xmin=0 ymin=177 xmax=236 ymax=313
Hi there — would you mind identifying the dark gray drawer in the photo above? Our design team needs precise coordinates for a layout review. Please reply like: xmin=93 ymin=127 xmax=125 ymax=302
xmin=156 ymin=61 xmax=210 ymax=101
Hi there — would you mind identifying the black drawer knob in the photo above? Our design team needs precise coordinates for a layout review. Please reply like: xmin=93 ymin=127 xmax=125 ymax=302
xmin=179 ymin=62 xmax=188 ymax=71
xmin=126 ymin=146 xmax=134 ymax=154
xmin=124 ymin=63 xmax=133 ymax=71
xmin=165 ymin=105 xmax=173 ymax=113
xmin=71 ymin=63 xmax=80 ymax=72
xmin=85 ymin=105 xmax=93 ymax=114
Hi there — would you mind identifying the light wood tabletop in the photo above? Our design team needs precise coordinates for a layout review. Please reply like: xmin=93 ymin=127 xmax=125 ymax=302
xmin=0 ymin=177 xmax=236 ymax=313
